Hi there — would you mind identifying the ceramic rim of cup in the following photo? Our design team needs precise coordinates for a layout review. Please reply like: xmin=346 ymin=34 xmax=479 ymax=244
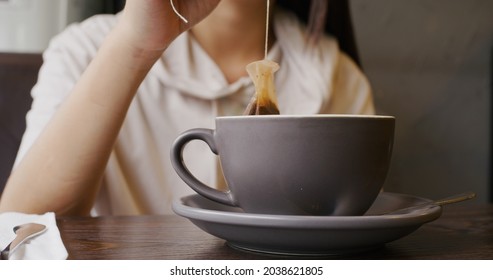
xmin=217 ymin=114 xmax=395 ymax=120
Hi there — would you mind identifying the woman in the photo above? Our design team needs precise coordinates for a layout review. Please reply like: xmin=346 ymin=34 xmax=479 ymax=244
xmin=0 ymin=0 xmax=374 ymax=216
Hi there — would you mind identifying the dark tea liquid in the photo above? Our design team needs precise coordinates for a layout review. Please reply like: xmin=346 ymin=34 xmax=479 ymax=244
xmin=244 ymin=98 xmax=280 ymax=115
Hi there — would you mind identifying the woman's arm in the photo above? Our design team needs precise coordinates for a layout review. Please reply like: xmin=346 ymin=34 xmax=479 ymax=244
xmin=0 ymin=0 xmax=220 ymax=215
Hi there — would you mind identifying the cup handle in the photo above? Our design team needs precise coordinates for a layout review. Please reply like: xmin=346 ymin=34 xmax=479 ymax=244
xmin=170 ymin=128 xmax=237 ymax=206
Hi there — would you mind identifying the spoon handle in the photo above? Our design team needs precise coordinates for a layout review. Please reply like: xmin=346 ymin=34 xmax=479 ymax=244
xmin=0 ymin=223 xmax=47 ymax=260
xmin=383 ymin=192 xmax=476 ymax=215
xmin=433 ymin=192 xmax=477 ymax=206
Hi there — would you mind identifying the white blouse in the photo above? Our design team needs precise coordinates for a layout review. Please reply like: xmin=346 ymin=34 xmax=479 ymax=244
xmin=15 ymin=10 xmax=375 ymax=215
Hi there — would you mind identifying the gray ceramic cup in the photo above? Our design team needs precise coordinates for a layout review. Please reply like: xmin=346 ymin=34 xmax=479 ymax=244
xmin=171 ymin=115 xmax=395 ymax=216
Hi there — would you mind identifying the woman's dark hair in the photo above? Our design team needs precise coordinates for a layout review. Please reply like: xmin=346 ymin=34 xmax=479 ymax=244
xmin=276 ymin=0 xmax=361 ymax=66
xmin=106 ymin=0 xmax=126 ymax=14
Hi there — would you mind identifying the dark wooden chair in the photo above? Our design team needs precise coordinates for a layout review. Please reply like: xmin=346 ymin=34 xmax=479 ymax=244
xmin=0 ymin=52 xmax=43 ymax=193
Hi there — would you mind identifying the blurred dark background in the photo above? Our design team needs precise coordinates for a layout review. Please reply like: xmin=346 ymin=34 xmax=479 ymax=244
xmin=351 ymin=0 xmax=492 ymax=202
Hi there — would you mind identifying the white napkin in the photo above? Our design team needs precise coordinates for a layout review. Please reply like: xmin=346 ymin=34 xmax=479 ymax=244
xmin=0 ymin=212 xmax=68 ymax=260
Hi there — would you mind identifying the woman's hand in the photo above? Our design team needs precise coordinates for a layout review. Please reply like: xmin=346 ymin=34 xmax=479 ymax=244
xmin=118 ymin=0 xmax=221 ymax=53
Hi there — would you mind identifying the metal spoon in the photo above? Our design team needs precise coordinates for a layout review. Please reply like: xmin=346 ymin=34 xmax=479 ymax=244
xmin=1 ymin=223 xmax=47 ymax=260
xmin=381 ymin=191 xmax=476 ymax=215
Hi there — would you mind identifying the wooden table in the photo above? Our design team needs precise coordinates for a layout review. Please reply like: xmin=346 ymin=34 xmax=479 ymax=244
xmin=57 ymin=203 xmax=493 ymax=259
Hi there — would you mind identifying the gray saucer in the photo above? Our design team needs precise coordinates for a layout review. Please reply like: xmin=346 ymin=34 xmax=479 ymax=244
xmin=172 ymin=192 xmax=442 ymax=256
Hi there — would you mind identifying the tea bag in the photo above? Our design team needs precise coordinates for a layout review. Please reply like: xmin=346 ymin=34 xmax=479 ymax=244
xmin=244 ymin=59 xmax=280 ymax=115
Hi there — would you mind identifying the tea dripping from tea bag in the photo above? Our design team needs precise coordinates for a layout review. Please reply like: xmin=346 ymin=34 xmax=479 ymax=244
xmin=243 ymin=0 xmax=280 ymax=115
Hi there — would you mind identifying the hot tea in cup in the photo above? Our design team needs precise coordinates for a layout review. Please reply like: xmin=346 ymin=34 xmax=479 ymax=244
xmin=171 ymin=115 xmax=395 ymax=216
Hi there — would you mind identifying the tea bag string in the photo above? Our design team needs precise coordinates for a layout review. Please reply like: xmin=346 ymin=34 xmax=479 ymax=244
xmin=170 ymin=0 xmax=189 ymax=24
xmin=264 ymin=0 xmax=270 ymax=59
